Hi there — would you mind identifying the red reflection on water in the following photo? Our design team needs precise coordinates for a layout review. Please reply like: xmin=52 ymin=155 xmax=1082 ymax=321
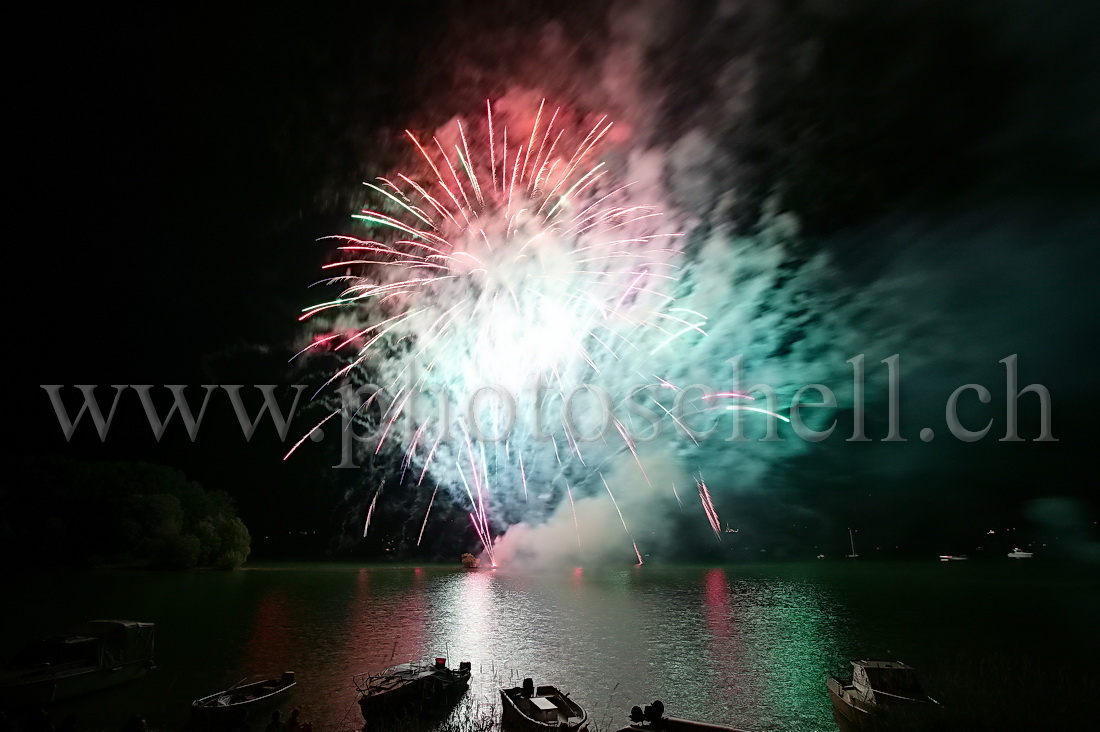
xmin=703 ymin=568 xmax=742 ymax=700
xmin=572 ymin=566 xmax=584 ymax=584
xmin=237 ymin=589 xmax=294 ymax=675
xmin=704 ymin=568 xmax=731 ymax=637
xmin=343 ymin=569 xmax=427 ymax=675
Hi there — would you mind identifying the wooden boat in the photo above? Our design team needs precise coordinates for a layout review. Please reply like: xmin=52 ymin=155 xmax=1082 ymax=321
xmin=0 ymin=620 xmax=155 ymax=711
xmin=500 ymin=679 xmax=588 ymax=732
xmin=188 ymin=672 xmax=295 ymax=729
xmin=827 ymin=660 xmax=941 ymax=727
xmin=617 ymin=700 xmax=753 ymax=732
xmin=355 ymin=658 xmax=470 ymax=719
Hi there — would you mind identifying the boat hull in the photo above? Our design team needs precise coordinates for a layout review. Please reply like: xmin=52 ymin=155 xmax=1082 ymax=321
xmin=0 ymin=660 xmax=152 ymax=711
xmin=827 ymin=677 xmax=869 ymax=724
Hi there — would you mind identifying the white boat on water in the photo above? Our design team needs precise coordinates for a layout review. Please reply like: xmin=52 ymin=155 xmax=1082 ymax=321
xmin=501 ymin=679 xmax=587 ymax=732
xmin=1008 ymin=548 xmax=1034 ymax=559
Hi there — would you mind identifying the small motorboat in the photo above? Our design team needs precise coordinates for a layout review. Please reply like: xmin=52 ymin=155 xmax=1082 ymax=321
xmin=501 ymin=679 xmax=588 ymax=732
xmin=1007 ymin=548 xmax=1034 ymax=559
xmin=827 ymin=659 xmax=941 ymax=727
xmin=0 ymin=620 xmax=155 ymax=711
xmin=355 ymin=657 xmax=470 ymax=719
xmin=618 ymin=700 xmax=753 ymax=732
xmin=189 ymin=672 xmax=296 ymax=729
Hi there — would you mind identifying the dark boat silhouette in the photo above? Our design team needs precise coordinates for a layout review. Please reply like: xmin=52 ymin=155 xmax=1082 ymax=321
xmin=0 ymin=620 xmax=155 ymax=711
xmin=618 ymin=700 xmax=753 ymax=732
xmin=189 ymin=671 xmax=296 ymax=729
xmin=355 ymin=657 xmax=470 ymax=720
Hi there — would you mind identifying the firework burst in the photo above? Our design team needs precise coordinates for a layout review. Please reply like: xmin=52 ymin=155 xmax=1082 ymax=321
xmin=294 ymin=100 xmax=767 ymax=562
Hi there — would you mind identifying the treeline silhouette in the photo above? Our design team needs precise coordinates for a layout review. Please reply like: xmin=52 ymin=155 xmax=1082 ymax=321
xmin=1 ymin=458 xmax=250 ymax=569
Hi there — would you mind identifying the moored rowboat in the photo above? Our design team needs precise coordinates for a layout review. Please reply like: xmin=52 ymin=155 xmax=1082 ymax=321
xmin=189 ymin=672 xmax=296 ymax=729
xmin=500 ymin=679 xmax=587 ymax=732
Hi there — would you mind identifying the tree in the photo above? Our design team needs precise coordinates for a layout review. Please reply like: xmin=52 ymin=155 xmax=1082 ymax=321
xmin=2 ymin=457 xmax=251 ymax=569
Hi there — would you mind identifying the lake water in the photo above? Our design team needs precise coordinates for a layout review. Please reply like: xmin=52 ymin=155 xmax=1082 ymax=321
xmin=2 ymin=562 xmax=1096 ymax=731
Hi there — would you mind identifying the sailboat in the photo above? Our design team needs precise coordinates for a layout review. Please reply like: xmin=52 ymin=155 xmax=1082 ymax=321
xmin=847 ymin=529 xmax=859 ymax=558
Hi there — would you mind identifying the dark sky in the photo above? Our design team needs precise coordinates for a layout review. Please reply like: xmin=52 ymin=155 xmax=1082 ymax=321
xmin=8 ymin=1 xmax=1099 ymax=560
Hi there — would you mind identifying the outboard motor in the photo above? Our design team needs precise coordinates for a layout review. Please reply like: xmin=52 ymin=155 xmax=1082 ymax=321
xmin=522 ymin=678 xmax=535 ymax=697
xmin=631 ymin=700 xmax=666 ymax=725
xmin=459 ymin=661 xmax=471 ymax=672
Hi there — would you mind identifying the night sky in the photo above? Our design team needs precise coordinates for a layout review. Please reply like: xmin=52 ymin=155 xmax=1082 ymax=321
xmin=8 ymin=0 xmax=1099 ymax=562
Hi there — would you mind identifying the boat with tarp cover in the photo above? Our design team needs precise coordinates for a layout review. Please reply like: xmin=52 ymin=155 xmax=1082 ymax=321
xmin=0 ymin=620 xmax=155 ymax=710
xmin=355 ymin=658 xmax=470 ymax=720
